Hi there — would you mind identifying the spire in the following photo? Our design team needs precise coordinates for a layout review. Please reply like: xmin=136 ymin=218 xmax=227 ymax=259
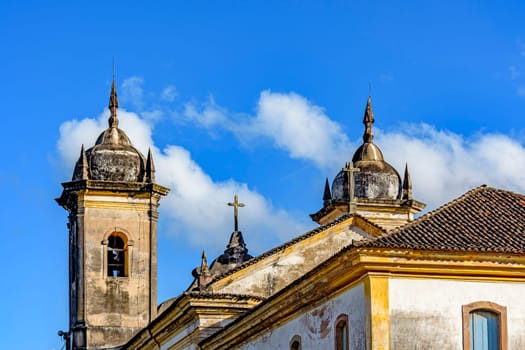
xmin=402 ymin=163 xmax=413 ymax=200
xmin=200 ymin=250 xmax=210 ymax=274
xmin=108 ymin=78 xmax=119 ymax=128
xmin=323 ymin=177 xmax=332 ymax=207
xmin=146 ymin=148 xmax=155 ymax=183
xmin=191 ymin=250 xmax=212 ymax=291
xmin=72 ymin=144 xmax=89 ymax=180
xmin=362 ymin=96 xmax=375 ymax=143
xmin=227 ymin=230 xmax=247 ymax=250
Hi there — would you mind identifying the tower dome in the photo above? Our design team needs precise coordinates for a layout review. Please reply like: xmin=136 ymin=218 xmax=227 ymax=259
xmin=331 ymin=97 xmax=401 ymax=201
xmin=311 ymin=96 xmax=425 ymax=229
xmin=72 ymin=79 xmax=154 ymax=183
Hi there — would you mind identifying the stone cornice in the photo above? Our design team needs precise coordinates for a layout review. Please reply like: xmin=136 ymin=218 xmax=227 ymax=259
xmin=56 ymin=180 xmax=169 ymax=209
xmin=125 ymin=293 xmax=262 ymax=349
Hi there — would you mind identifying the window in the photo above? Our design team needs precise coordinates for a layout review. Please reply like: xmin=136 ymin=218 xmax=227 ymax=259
xmin=462 ymin=301 xmax=507 ymax=350
xmin=107 ymin=233 xmax=128 ymax=277
xmin=290 ymin=335 xmax=301 ymax=350
xmin=335 ymin=314 xmax=349 ymax=350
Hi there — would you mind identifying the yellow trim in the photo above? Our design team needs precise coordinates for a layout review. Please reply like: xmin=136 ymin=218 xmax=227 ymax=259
xmin=364 ymin=274 xmax=389 ymax=350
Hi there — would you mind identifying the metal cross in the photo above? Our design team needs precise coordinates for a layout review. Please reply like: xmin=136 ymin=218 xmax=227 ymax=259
xmin=342 ymin=161 xmax=360 ymax=213
xmin=228 ymin=194 xmax=245 ymax=232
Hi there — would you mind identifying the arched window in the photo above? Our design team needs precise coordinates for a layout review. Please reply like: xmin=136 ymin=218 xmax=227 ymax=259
xmin=335 ymin=314 xmax=349 ymax=350
xmin=290 ymin=335 xmax=301 ymax=350
xmin=107 ymin=233 xmax=128 ymax=277
xmin=462 ymin=301 xmax=507 ymax=350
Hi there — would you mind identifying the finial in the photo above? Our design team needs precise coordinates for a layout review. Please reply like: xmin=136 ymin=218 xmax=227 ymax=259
xmin=146 ymin=148 xmax=156 ymax=183
xmin=362 ymin=96 xmax=375 ymax=143
xmin=108 ymin=78 xmax=119 ymax=128
xmin=402 ymin=163 xmax=412 ymax=200
xmin=200 ymin=250 xmax=210 ymax=272
xmin=228 ymin=194 xmax=245 ymax=232
xmin=191 ymin=250 xmax=212 ymax=291
xmin=323 ymin=177 xmax=332 ymax=206
xmin=72 ymin=144 xmax=89 ymax=180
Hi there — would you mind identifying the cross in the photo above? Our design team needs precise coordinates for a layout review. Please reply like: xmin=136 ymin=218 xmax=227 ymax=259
xmin=342 ymin=162 xmax=360 ymax=213
xmin=228 ymin=194 xmax=245 ymax=232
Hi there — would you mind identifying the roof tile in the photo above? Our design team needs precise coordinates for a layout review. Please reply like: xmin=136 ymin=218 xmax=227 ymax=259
xmin=363 ymin=185 xmax=525 ymax=253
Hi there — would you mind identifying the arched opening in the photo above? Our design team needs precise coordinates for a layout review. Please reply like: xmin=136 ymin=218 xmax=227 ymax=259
xmin=462 ymin=301 xmax=507 ymax=350
xmin=290 ymin=335 xmax=301 ymax=350
xmin=335 ymin=314 xmax=349 ymax=350
xmin=107 ymin=233 xmax=128 ymax=277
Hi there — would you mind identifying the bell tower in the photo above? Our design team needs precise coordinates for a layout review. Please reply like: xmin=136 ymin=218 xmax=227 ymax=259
xmin=57 ymin=80 xmax=169 ymax=349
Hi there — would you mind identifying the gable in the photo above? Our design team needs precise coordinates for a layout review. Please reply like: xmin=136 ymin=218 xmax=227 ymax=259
xmin=206 ymin=215 xmax=383 ymax=298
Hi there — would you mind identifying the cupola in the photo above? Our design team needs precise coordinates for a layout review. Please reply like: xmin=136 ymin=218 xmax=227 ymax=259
xmin=310 ymin=97 xmax=425 ymax=230
xmin=331 ymin=97 xmax=401 ymax=201
xmin=71 ymin=79 xmax=155 ymax=183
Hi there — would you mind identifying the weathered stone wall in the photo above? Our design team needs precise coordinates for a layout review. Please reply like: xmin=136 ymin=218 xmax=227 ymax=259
xmin=389 ymin=278 xmax=525 ymax=349
xmin=78 ymin=192 xmax=159 ymax=348
xmin=213 ymin=224 xmax=371 ymax=298
xmin=235 ymin=282 xmax=366 ymax=350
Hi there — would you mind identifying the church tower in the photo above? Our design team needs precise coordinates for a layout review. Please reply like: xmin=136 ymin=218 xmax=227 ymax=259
xmin=310 ymin=97 xmax=425 ymax=230
xmin=57 ymin=80 xmax=169 ymax=349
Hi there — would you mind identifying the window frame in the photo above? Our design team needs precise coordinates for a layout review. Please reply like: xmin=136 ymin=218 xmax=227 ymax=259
xmin=106 ymin=232 xmax=129 ymax=278
xmin=462 ymin=301 xmax=507 ymax=350
xmin=335 ymin=314 xmax=349 ymax=350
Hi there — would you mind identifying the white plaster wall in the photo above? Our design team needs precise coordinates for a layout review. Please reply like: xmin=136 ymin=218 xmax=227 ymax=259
xmin=236 ymin=282 xmax=366 ymax=350
xmin=389 ymin=278 xmax=525 ymax=349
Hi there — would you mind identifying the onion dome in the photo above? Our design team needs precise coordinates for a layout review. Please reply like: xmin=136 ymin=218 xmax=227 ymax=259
xmin=71 ymin=79 xmax=153 ymax=183
xmin=331 ymin=97 xmax=401 ymax=201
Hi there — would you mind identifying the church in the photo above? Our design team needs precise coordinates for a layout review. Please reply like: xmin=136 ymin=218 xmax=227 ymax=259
xmin=57 ymin=80 xmax=525 ymax=349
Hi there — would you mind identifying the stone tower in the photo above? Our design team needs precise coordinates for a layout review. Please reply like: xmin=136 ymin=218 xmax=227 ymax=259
xmin=310 ymin=97 xmax=425 ymax=230
xmin=57 ymin=80 xmax=169 ymax=349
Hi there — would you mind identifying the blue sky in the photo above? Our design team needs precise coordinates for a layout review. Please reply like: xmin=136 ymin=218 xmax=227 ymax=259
xmin=2 ymin=1 xmax=525 ymax=349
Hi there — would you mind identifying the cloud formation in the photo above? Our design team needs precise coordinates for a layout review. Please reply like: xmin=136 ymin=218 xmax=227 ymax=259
xmin=183 ymin=90 xmax=525 ymax=212
xmin=57 ymin=109 xmax=311 ymax=253
xmin=161 ymin=85 xmax=178 ymax=102
xmin=121 ymin=76 xmax=145 ymax=111
xmin=377 ymin=125 xmax=525 ymax=209
xmin=57 ymin=81 xmax=525 ymax=252
xmin=185 ymin=91 xmax=353 ymax=169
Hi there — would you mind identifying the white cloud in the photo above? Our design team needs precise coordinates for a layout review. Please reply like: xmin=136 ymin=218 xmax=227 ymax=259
xmin=56 ymin=109 xmax=311 ymax=252
xmin=161 ymin=85 xmax=178 ymax=102
xmin=250 ymin=91 xmax=352 ymax=169
xmin=182 ymin=90 xmax=525 ymax=212
xmin=155 ymin=145 xmax=309 ymax=249
xmin=121 ymin=76 xmax=144 ymax=111
xmin=184 ymin=96 xmax=230 ymax=129
xmin=185 ymin=91 xmax=353 ymax=170
xmin=377 ymin=125 xmax=525 ymax=210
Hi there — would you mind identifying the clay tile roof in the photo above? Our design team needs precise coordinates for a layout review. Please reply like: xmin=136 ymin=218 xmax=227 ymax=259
xmin=362 ymin=185 xmax=525 ymax=253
